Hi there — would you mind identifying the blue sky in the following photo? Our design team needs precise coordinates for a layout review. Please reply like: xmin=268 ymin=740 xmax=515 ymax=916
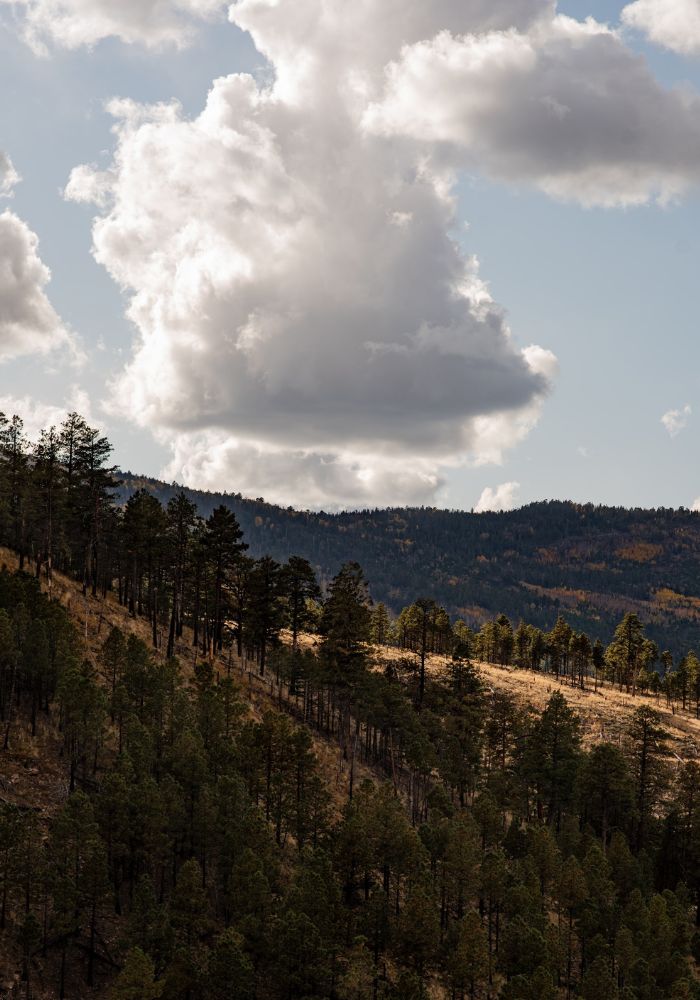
xmin=1 ymin=0 xmax=700 ymax=511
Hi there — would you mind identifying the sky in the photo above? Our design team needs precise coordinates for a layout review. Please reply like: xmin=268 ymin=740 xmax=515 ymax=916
xmin=1 ymin=0 xmax=700 ymax=513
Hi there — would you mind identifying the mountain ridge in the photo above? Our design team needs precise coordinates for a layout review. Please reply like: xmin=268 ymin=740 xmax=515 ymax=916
xmin=116 ymin=472 xmax=700 ymax=655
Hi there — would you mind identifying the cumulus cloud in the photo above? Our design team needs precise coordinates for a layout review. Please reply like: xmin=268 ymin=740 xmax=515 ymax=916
xmin=474 ymin=482 xmax=521 ymax=513
xmin=66 ymin=1 xmax=561 ymax=508
xmin=160 ymin=431 xmax=443 ymax=511
xmin=364 ymin=14 xmax=700 ymax=206
xmin=0 ymin=210 xmax=77 ymax=363
xmin=66 ymin=0 xmax=700 ymax=508
xmin=0 ymin=0 xmax=226 ymax=52
xmin=622 ymin=0 xmax=700 ymax=57
xmin=0 ymin=386 xmax=95 ymax=439
xmin=693 ymin=497 xmax=700 ymax=512
xmin=661 ymin=403 xmax=692 ymax=437
xmin=0 ymin=152 xmax=20 ymax=197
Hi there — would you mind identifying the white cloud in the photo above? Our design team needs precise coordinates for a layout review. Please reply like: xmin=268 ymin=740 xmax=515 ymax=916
xmin=67 ymin=2 xmax=560 ymax=509
xmin=0 ymin=396 xmax=66 ymax=438
xmin=0 ymin=210 xmax=77 ymax=363
xmin=160 ymin=431 xmax=443 ymax=511
xmin=0 ymin=152 xmax=20 ymax=197
xmin=661 ymin=403 xmax=691 ymax=437
xmin=474 ymin=482 xmax=521 ymax=513
xmin=0 ymin=386 xmax=95 ymax=439
xmin=693 ymin=497 xmax=700 ymax=512
xmin=66 ymin=0 xmax=700 ymax=508
xmin=622 ymin=0 xmax=700 ymax=57
xmin=0 ymin=0 xmax=226 ymax=52
xmin=364 ymin=14 xmax=700 ymax=206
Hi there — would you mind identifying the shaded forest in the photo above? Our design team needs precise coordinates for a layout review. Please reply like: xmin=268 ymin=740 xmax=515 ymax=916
xmin=2 ymin=410 xmax=700 ymax=999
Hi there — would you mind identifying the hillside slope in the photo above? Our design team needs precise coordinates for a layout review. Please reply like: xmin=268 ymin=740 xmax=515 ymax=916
xmin=118 ymin=474 xmax=700 ymax=654
xmin=4 ymin=545 xmax=700 ymax=998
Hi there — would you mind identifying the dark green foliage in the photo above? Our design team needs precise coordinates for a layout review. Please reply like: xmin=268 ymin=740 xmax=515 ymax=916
xmin=1 ymin=564 xmax=699 ymax=1000
xmin=523 ymin=691 xmax=581 ymax=830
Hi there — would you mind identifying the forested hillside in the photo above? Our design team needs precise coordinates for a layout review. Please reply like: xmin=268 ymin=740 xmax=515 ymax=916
xmin=118 ymin=474 xmax=700 ymax=656
xmin=5 ymin=409 xmax=700 ymax=999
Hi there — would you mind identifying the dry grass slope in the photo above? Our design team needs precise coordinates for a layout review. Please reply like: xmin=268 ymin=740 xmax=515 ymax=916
xmin=0 ymin=547 xmax=369 ymax=822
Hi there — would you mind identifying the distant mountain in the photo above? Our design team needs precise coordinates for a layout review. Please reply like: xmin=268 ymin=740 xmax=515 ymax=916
xmin=116 ymin=472 xmax=700 ymax=654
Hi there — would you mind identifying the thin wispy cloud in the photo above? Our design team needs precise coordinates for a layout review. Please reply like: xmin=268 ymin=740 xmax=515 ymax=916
xmin=0 ymin=152 xmax=20 ymax=197
xmin=661 ymin=404 xmax=691 ymax=438
xmin=0 ymin=0 xmax=226 ymax=52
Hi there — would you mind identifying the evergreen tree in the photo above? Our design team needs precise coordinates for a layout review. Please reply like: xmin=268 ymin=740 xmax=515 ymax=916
xmin=606 ymin=613 xmax=649 ymax=694
xmin=0 ymin=416 xmax=29 ymax=567
xmin=246 ymin=556 xmax=285 ymax=676
xmin=165 ymin=492 xmax=198 ymax=658
xmin=282 ymin=555 xmax=321 ymax=651
xmin=203 ymin=506 xmax=247 ymax=655
xmin=523 ymin=692 xmax=581 ymax=829
xmin=627 ymin=706 xmax=669 ymax=850
xmin=205 ymin=928 xmax=254 ymax=1000
xmin=111 ymin=948 xmax=163 ymax=1000
xmin=446 ymin=911 xmax=489 ymax=1000
xmin=30 ymin=425 xmax=63 ymax=587
xmin=320 ymin=563 xmax=371 ymax=771
xmin=578 ymin=742 xmax=634 ymax=849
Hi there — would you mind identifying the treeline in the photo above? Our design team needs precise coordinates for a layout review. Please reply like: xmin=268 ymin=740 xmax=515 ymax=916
xmin=2 ymin=569 xmax=700 ymax=999
xmin=2 ymin=410 xmax=699 ymax=714
xmin=0 ymin=411 xmax=322 ymax=670
xmin=385 ymin=601 xmax=700 ymax=715
xmin=116 ymin=473 xmax=700 ymax=656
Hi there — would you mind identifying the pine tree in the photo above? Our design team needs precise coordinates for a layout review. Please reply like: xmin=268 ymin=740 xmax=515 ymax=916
xmin=48 ymin=792 xmax=108 ymax=996
xmin=446 ymin=911 xmax=489 ymax=1000
xmin=121 ymin=490 xmax=168 ymax=643
xmin=524 ymin=692 xmax=581 ymax=829
xmin=165 ymin=493 xmax=198 ymax=658
xmin=367 ymin=601 xmax=388 ymax=647
xmin=581 ymin=956 xmax=618 ymax=998
xmin=245 ymin=556 xmax=285 ymax=677
xmin=606 ymin=613 xmax=648 ymax=694
xmin=73 ymin=422 xmax=119 ymax=596
xmin=111 ymin=947 xmax=163 ymax=1000
xmin=30 ymin=425 xmax=63 ymax=587
xmin=100 ymin=625 xmax=127 ymax=705
xmin=395 ymin=882 xmax=440 ymax=987
xmin=556 ymin=856 xmax=588 ymax=998
xmin=627 ymin=706 xmax=669 ymax=850
xmin=578 ymin=743 xmax=634 ymax=850
xmin=203 ymin=506 xmax=247 ymax=655
xmin=320 ymin=563 xmax=372 ymax=776
xmin=17 ymin=910 xmax=41 ymax=998
xmin=547 ymin=615 xmax=573 ymax=679
xmin=205 ymin=928 xmax=254 ymax=1000
xmin=0 ymin=416 xmax=29 ymax=567
xmin=282 ymin=556 xmax=321 ymax=651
